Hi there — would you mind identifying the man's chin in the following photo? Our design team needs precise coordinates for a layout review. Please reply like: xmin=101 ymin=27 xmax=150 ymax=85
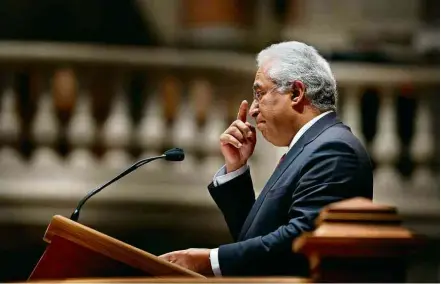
xmin=256 ymin=121 xmax=266 ymax=129
xmin=257 ymin=125 xmax=267 ymax=139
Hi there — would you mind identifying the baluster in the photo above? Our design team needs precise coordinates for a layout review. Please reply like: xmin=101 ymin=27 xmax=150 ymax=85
xmin=195 ymin=79 xmax=226 ymax=176
xmin=101 ymin=82 xmax=133 ymax=170
xmin=201 ymin=99 xmax=225 ymax=154
xmin=341 ymin=85 xmax=365 ymax=145
xmin=170 ymin=88 xmax=197 ymax=174
xmin=171 ymin=96 xmax=196 ymax=151
xmin=29 ymin=83 xmax=63 ymax=171
xmin=52 ymin=68 xmax=77 ymax=152
xmin=136 ymin=91 xmax=165 ymax=152
xmin=0 ymin=83 xmax=24 ymax=171
xmin=0 ymin=84 xmax=20 ymax=145
xmin=410 ymin=94 xmax=437 ymax=198
xmin=160 ymin=75 xmax=183 ymax=172
xmin=136 ymin=90 xmax=166 ymax=171
xmin=162 ymin=76 xmax=181 ymax=127
xmin=202 ymin=107 xmax=227 ymax=176
xmin=31 ymin=91 xmax=59 ymax=146
xmin=66 ymin=89 xmax=98 ymax=171
xmin=191 ymin=78 xmax=212 ymax=130
xmin=371 ymin=87 xmax=402 ymax=203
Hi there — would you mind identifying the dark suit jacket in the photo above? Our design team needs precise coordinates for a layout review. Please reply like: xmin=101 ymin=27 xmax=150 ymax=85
xmin=208 ymin=112 xmax=373 ymax=276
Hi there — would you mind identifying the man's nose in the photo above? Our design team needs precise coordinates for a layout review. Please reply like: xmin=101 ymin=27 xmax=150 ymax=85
xmin=249 ymin=100 xmax=259 ymax=118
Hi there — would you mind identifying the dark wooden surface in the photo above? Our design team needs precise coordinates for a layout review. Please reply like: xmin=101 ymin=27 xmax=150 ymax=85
xmin=29 ymin=215 xmax=204 ymax=280
xmin=29 ymin=235 xmax=148 ymax=280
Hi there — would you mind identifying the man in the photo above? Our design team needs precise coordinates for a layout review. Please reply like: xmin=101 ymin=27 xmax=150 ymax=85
xmin=159 ymin=41 xmax=373 ymax=276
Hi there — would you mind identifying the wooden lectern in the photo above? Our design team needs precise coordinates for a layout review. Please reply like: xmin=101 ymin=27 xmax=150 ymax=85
xmin=29 ymin=215 xmax=205 ymax=280
xmin=28 ymin=198 xmax=425 ymax=283
xmin=293 ymin=197 xmax=425 ymax=283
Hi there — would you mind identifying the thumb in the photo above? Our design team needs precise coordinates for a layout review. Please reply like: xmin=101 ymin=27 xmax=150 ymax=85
xmin=159 ymin=252 xmax=172 ymax=260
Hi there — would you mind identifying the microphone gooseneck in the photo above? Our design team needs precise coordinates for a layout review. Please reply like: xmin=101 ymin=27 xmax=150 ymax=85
xmin=70 ymin=148 xmax=185 ymax=222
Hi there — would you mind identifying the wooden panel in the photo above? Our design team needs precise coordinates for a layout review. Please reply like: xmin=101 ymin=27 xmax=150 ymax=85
xmin=319 ymin=197 xmax=396 ymax=213
xmin=293 ymin=235 xmax=423 ymax=257
xmin=42 ymin=215 xmax=204 ymax=278
xmin=293 ymin=197 xmax=425 ymax=283
xmin=313 ymin=223 xmax=412 ymax=238
xmin=311 ymin=257 xmax=406 ymax=283
xmin=29 ymin=235 xmax=148 ymax=280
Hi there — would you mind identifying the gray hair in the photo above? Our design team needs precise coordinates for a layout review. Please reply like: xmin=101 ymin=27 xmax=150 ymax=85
xmin=256 ymin=41 xmax=337 ymax=112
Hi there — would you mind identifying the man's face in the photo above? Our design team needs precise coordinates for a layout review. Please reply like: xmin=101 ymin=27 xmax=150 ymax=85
xmin=249 ymin=66 xmax=295 ymax=147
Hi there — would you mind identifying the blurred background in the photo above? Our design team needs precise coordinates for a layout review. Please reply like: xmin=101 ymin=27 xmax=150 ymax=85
xmin=0 ymin=0 xmax=438 ymax=282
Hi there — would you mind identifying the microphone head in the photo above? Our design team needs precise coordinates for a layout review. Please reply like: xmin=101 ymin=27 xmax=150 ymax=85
xmin=164 ymin=148 xmax=185 ymax=161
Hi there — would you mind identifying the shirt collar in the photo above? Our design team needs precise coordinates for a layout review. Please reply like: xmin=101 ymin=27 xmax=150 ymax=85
xmin=288 ymin=111 xmax=334 ymax=151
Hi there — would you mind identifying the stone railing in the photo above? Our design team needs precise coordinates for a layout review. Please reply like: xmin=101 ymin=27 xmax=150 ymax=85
xmin=0 ymin=41 xmax=438 ymax=238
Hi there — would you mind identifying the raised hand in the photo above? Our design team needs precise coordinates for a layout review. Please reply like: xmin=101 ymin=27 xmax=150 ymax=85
xmin=219 ymin=100 xmax=257 ymax=173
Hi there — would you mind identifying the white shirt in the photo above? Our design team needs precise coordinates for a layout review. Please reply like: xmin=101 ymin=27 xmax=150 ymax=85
xmin=209 ymin=111 xmax=333 ymax=276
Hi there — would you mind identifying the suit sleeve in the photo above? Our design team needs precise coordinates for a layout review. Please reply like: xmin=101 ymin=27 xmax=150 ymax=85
xmin=217 ymin=140 xmax=364 ymax=276
xmin=208 ymin=169 xmax=255 ymax=241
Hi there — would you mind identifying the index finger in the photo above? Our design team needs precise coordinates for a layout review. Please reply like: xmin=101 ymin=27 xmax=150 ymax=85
xmin=237 ymin=100 xmax=248 ymax=122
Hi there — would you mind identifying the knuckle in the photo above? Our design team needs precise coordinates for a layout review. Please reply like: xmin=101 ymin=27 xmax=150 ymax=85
xmin=236 ymin=120 xmax=245 ymax=127
xmin=233 ymin=120 xmax=244 ymax=128
xmin=229 ymin=125 xmax=239 ymax=132
xmin=224 ymin=127 xmax=233 ymax=135
xmin=232 ymin=127 xmax=241 ymax=135
xmin=225 ymin=134 xmax=235 ymax=141
xmin=228 ymin=127 xmax=240 ymax=137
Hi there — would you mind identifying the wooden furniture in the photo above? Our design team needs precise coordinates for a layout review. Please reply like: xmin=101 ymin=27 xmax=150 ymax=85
xmin=29 ymin=198 xmax=424 ymax=283
xmin=29 ymin=215 xmax=204 ymax=280
xmin=33 ymin=277 xmax=310 ymax=283
xmin=293 ymin=197 xmax=425 ymax=283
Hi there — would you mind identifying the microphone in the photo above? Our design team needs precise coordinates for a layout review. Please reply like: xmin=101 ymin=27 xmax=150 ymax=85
xmin=70 ymin=148 xmax=185 ymax=222
xmin=163 ymin=147 xmax=185 ymax=161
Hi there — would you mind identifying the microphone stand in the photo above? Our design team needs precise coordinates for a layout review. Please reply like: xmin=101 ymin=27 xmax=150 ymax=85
xmin=70 ymin=155 xmax=166 ymax=222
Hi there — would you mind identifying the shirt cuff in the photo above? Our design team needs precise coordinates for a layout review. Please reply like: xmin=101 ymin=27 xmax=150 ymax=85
xmin=212 ymin=164 xmax=249 ymax=186
xmin=210 ymin=248 xmax=222 ymax=276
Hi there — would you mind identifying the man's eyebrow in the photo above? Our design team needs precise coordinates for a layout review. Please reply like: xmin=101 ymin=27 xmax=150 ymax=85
xmin=253 ymin=82 xmax=262 ymax=91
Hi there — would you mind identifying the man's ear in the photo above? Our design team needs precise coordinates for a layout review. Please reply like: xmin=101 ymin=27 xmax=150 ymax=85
xmin=290 ymin=80 xmax=305 ymax=103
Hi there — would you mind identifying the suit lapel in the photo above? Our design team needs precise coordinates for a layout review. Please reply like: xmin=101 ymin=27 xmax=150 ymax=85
xmin=238 ymin=112 xmax=341 ymax=240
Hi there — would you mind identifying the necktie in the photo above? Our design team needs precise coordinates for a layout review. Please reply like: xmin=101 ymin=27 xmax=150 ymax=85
xmin=277 ymin=153 xmax=286 ymax=167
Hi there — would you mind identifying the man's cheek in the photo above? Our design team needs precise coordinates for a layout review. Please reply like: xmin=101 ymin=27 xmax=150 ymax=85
xmin=261 ymin=107 xmax=278 ymax=120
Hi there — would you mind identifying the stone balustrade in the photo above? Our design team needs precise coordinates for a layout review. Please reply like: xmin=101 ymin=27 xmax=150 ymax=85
xmin=0 ymin=42 xmax=438 ymax=240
